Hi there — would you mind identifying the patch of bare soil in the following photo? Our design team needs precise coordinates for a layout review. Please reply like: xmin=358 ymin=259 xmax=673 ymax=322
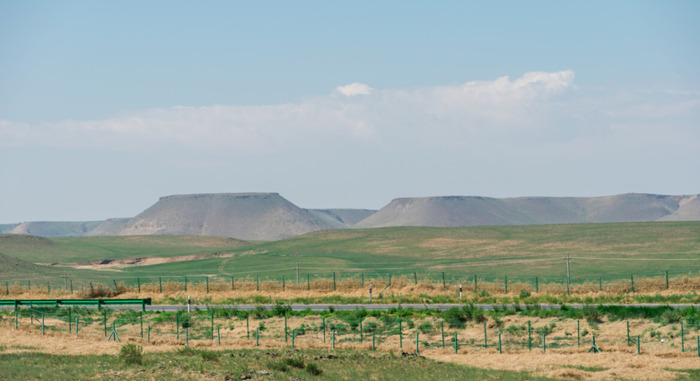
xmin=38 ymin=252 xmax=238 ymax=270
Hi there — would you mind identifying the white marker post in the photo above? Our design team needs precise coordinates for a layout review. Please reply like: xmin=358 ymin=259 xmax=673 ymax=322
xmin=369 ymin=284 xmax=373 ymax=302
xmin=459 ymin=284 xmax=463 ymax=299
xmin=187 ymin=295 xmax=191 ymax=313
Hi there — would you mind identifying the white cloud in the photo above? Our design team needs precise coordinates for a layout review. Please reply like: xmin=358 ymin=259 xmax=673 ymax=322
xmin=336 ymin=82 xmax=373 ymax=96
xmin=1 ymin=70 xmax=697 ymax=157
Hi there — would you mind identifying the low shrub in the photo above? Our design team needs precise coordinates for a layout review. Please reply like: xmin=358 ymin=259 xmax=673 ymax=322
xmin=119 ymin=343 xmax=143 ymax=365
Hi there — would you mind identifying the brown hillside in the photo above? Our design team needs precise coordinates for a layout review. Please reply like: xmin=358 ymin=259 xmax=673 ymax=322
xmin=113 ymin=193 xmax=346 ymax=241
xmin=355 ymin=193 xmax=697 ymax=228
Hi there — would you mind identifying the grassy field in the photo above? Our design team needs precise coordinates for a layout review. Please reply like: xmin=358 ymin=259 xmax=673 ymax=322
xmin=0 ymin=347 xmax=562 ymax=381
xmin=1 ymin=222 xmax=699 ymax=285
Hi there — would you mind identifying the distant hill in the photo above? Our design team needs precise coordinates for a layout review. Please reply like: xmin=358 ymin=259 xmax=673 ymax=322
xmin=112 ymin=193 xmax=351 ymax=241
xmin=10 ymin=220 xmax=104 ymax=237
xmin=307 ymin=209 xmax=377 ymax=227
xmin=0 ymin=223 xmax=20 ymax=233
xmin=658 ymin=195 xmax=700 ymax=221
xmin=84 ymin=218 xmax=131 ymax=236
xmin=354 ymin=193 xmax=700 ymax=228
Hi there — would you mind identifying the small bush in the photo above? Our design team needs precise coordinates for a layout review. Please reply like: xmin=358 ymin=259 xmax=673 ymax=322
xmin=305 ymin=362 xmax=323 ymax=376
xmin=200 ymin=350 xmax=219 ymax=362
xmin=418 ymin=321 xmax=434 ymax=334
xmin=519 ymin=290 xmax=531 ymax=299
xmin=284 ymin=357 xmax=305 ymax=369
xmin=119 ymin=343 xmax=143 ymax=365
xmin=266 ymin=360 xmax=288 ymax=372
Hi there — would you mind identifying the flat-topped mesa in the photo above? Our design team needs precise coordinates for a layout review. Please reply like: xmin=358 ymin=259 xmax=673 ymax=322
xmin=112 ymin=192 xmax=347 ymax=241
xmin=354 ymin=193 xmax=700 ymax=228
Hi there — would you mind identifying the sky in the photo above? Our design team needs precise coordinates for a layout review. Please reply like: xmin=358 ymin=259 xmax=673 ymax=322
xmin=1 ymin=1 xmax=699 ymax=223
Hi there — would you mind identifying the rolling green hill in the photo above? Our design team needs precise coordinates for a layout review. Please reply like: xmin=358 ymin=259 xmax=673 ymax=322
xmin=2 ymin=222 xmax=698 ymax=284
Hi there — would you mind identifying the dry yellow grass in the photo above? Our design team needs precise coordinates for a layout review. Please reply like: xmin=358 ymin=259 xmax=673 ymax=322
xmin=2 ymin=313 xmax=699 ymax=381
xmin=4 ymin=274 xmax=699 ymax=302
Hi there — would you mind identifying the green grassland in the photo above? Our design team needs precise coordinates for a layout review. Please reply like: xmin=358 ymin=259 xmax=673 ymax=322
xmin=1 ymin=222 xmax=699 ymax=284
xmin=0 ymin=347 xmax=562 ymax=381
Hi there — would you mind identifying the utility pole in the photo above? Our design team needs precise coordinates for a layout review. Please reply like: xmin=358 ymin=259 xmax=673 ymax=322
xmin=296 ymin=262 xmax=299 ymax=286
xmin=566 ymin=252 xmax=571 ymax=294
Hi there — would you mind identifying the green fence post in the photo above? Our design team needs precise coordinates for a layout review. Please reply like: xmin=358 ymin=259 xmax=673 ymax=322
xmin=284 ymin=316 xmax=288 ymax=342
xmin=665 ymin=271 xmax=669 ymax=290
xmin=103 ymin=310 xmax=107 ymax=337
xmin=627 ymin=321 xmax=630 ymax=346
xmin=159 ymin=277 xmax=162 ymax=293
xmin=282 ymin=275 xmax=285 ymax=291
xmin=483 ymin=321 xmax=487 ymax=348
xmin=148 ymin=326 xmax=151 ymax=343
xmin=256 ymin=275 xmax=259 ymax=291
xmin=535 ymin=276 xmax=538 ymax=293
xmin=292 ymin=329 xmax=295 ymax=348
xmin=137 ymin=277 xmax=141 ymax=293
xmin=414 ymin=272 xmax=417 ymax=285
xmin=89 ymin=282 xmax=94 ymax=296
xmin=206 ymin=277 xmax=209 ymax=294
xmin=630 ymin=274 xmax=634 ymax=292
xmin=528 ymin=321 xmax=532 ymax=350
xmin=211 ymin=312 xmax=214 ymax=340
xmin=681 ymin=322 xmax=685 ymax=352
xmin=454 ymin=332 xmax=458 ymax=353
xmin=441 ymin=321 xmax=445 ymax=348
xmin=416 ymin=332 xmax=420 ymax=355
xmin=388 ymin=273 xmax=392 ymax=286
xmin=474 ymin=275 xmax=478 ymax=292
xmin=113 ymin=279 xmax=119 ymax=292
xmin=48 ymin=281 xmax=50 ymax=294
xmin=70 ymin=279 xmax=73 ymax=294
xmin=76 ymin=316 xmax=79 ymax=337
xmin=68 ymin=309 xmax=72 ymax=333
xmin=176 ymin=313 xmax=180 ymax=340
xmin=255 ymin=328 xmax=259 ymax=346
xmin=217 ymin=327 xmax=220 ymax=345
xmin=543 ymin=334 xmax=546 ymax=353
xmin=246 ymin=314 xmax=249 ymax=338
xmin=28 ymin=280 xmax=31 ymax=292
xmin=184 ymin=276 xmax=188 ymax=291
xmin=599 ymin=277 xmax=602 ymax=291
xmin=697 ymin=336 xmax=699 ymax=358
xmin=442 ymin=272 xmax=446 ymax=290
xmin=140 ymin=311 xmax=144 ymax=338
xmin=307 ymin=274 xmax=310 ymax=291
xmin=231 ymin=276 xmax=234 ymax=291
xmin=42 ymin=313 xmax=45 ymax=336
xmin=322 ymin=317 xmax=326 ymax=342
xmin=577 ymin=320 xmax=580 ymax=346
xmin=498 ymin=333 xmax=502 ymax=354
xmin=332 ymin=330 xmax=335 ymax=349
xmin=360 ymin=321 xmax=363 ymax=343
xmin=15 ymin=307 xmax=18 ymax=330
xmin=5 ymin=281 xmax=8 ymax=295
xmin=637 ymin=335 xmax=640 ymax=355
xmin=372 ymin=332 xmax=375 ymax=351
xmin=185 ymin=326 xmax=189 ymax=346
xmin=333 ymin=272 xmax=336 ymax=291
xmin=399 ymin=320 xmax=403 ymax=349
xmin=505 ymin=276 xmax=508 ymax=294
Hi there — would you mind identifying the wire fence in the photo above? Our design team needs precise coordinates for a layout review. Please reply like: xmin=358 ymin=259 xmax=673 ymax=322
xmin=2 ymin=268 xmax=700 ymax=297
xmin=4 ymin=306 xmax=700 ymax=357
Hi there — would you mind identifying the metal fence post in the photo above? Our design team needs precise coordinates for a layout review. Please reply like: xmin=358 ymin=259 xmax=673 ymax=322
xmin=528 ymin=320 xmax=532 ymax=350
xmin=483 ymin=321 xmax=487 ymax=348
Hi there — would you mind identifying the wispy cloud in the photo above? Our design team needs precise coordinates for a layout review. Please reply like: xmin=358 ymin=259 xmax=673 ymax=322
xmin=1 ymin=70 xmax=698 ymax=157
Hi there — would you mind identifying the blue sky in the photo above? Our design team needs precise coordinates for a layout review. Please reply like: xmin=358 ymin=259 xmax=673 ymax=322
xmin=1 ymin=1 xmax=699 ymax=222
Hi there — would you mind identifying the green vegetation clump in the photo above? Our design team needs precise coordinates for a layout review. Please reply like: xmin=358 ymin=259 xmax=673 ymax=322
xmin=119 ymin=343 xmax=143 ymax=365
